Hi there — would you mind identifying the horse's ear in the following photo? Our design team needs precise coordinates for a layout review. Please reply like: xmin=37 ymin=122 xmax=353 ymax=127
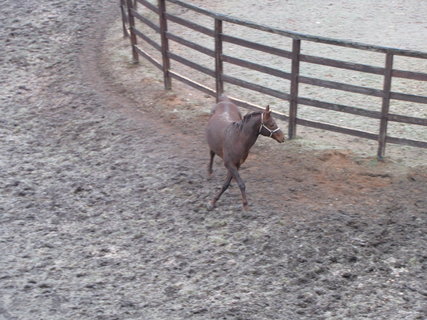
xmin=264 ymin=105 xmax=271 ymax=119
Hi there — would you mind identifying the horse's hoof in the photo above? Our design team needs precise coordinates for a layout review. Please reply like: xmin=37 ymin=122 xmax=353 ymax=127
xmin=243 ymin=203 xmax=249 ymax=211
xmin=207 ymin=202 xmax=215 ymax=211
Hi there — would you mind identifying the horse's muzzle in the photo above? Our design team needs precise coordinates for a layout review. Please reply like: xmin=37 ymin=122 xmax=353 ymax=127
xmin=273 ymin=130 xmax=286 ymax=143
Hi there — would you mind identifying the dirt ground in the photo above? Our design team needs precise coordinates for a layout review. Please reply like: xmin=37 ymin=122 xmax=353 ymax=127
xmin=1 ymin=1 xmax=426 ymax=320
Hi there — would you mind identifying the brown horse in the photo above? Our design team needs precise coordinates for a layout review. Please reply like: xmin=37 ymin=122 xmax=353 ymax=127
xmin=206 ymin=95 xmax=285 ymax=210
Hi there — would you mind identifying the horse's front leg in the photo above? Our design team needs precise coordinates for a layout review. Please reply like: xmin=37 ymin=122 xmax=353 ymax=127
xmin=209 ymin=171 xmax=232 ymax=209
xmin=226 ymin=164 xmax=248 ymax=210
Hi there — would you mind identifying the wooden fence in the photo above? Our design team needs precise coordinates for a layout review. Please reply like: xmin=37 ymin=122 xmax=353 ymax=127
xmin=120 ymin=0 xmax=427 ymax=159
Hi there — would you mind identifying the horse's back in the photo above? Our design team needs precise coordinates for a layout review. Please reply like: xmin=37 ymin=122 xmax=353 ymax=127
xmin=206 ymin=96 xmax=242 ymax=157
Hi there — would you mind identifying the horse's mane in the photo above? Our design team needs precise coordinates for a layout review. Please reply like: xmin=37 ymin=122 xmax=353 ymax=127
xmin=242 ymin=111 xmax=262 ymax=122
xmin=231 ymin=111 xmax=262 ymax=131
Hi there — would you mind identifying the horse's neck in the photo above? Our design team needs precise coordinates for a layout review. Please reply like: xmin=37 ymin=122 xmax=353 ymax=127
xmin=240 ymin=114 xmax=261 ymax=149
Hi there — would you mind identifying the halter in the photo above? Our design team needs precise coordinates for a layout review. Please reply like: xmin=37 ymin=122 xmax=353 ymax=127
xmin=259 ymin=113 xmax=280 ymax=137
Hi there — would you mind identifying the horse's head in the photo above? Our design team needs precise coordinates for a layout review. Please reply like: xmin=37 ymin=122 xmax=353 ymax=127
xmin=259 ymin=106 xmax=285 ymax=143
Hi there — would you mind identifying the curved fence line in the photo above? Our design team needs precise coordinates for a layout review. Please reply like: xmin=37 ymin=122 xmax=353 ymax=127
xmin=120 ymin=0 xmax=427 ymax=159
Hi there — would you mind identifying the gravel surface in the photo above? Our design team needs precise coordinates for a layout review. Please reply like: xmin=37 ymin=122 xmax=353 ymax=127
xmin=1 ymin=1 xmax=426 ymax=320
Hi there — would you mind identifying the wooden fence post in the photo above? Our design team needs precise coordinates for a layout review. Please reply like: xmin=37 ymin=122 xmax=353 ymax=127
xmin=214 ymin=19 xmax=224 ymax=101
xmin=377 ymin=53 xmax=394 ymax=160
xmin=126 ymin=0 xmax=139 ymax=63
xmin=288 ymin=39 xmax=301 ymax=139
xmin=120 ymin=0 xmax=129 ymax=37
xmin=158 ymin=0 xmax=172 ymax=90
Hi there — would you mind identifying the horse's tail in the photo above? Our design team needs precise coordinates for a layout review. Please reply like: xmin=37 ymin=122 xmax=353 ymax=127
xmin=210 ymin=94 xmax=230 ymax=114
xmin=218 ymin=94 xmax=230 ymax=102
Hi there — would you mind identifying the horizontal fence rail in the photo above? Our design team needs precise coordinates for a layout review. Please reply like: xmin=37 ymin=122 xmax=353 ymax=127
xmin=121 ymin=0 xmax=427 ymax=159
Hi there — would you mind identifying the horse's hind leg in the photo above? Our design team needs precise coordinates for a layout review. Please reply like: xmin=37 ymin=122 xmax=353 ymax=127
xmin=207 ymin=150 xmax=215 ymax=177
xmin=209 ymin=171 xmax=232 ymax=209
xmin=227 ymin=165 xmax=248 ymax=210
